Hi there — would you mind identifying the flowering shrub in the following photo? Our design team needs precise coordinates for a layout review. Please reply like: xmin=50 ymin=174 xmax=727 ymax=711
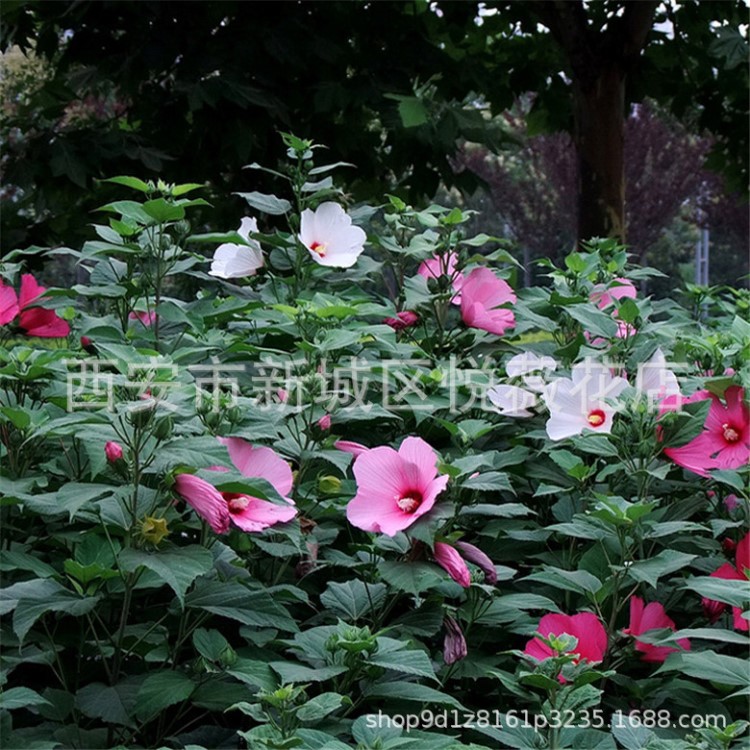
xmin=1 ymin=134 xmax=748 ymax=750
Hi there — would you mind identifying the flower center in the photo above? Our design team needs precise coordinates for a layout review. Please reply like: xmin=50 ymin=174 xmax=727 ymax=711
xmin=224 ymin=493 xmax=250 ymax=513
xmin=722 ymin=423 xmax=740 ymax=443
xmin=587 ymin=409 xmax=606 ymax=427
xmin=396 ymin=491 xmax=422 ymax=513
xmin=310 ymin=241 xmax=327 ymax=257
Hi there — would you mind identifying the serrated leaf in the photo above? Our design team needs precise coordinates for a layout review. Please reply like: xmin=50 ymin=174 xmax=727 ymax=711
xmin=320 ymin=580 xmax=387 ymax=621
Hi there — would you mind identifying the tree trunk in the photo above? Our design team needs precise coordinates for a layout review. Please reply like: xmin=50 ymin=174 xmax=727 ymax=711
xmin=573 ymin=64 xmax=626 ymax=242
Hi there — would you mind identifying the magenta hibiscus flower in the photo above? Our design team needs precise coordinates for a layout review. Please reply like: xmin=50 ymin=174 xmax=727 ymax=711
xmin=623 ymin=596 xmax=690 ymax=663
xmin=0 ymin=274 xmax=70 ymax=338
xmin=663 ymin=386 xmax=749 ymax=476
xmin=346 ymin=436 xmax=448 ymax=536
xmin=524 ymin=612 xmax=607 ymax=666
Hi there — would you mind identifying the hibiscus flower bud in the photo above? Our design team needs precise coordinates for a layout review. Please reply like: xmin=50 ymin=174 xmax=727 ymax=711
xmin=443 ymin=616 xmax=468 ymax=665
xmin=105 ymin=441 xmax=124 ymax=463
xmin=455 ymin=541 xmax=497 ymax=585
xmin=702 ymin=597 xmax=726 ymax=623
xmin=80 ymin=335 xmax=97 ymax=354
xmin=384 ymin=310 xmax=419 ymax=331
xmin=433 ymin=542 xmax=471 ymax=588
xmin=317 ymin=414 xmax=332 ymax=431
xmin=722 ymin=537 xmax=738 ymax=555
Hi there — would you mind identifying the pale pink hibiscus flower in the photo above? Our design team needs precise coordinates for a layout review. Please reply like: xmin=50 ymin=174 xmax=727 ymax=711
xmin=623 ymin=596 xmax=690 ymax=662
xmin=662 ymin=386 xmax=749 ymax=477
xmin=334 ymin=440 xmax=370 ymax=458
xmin=128 ymin=309 xmax=157 ymax=327
xmin=460 ymin=267 xmax=516 ymax=336
xmin=702 ymin=531 xmax=749 ymax=631
xmin=587 ymin=277 xmax=637 ymax=341
xmin=209 ymin=217 xmax=264 ymax=278
xmin=524 ymin=612 xmax=608 ymax=666
xmin=299 ymin=202 xmax=366 ymax=268
xmin=175 ymin=437 xmax=296 ymax=534
xmin=0 ymin=274 xmax=70 ymax=338
xmin=542 ymin=360 xmax=628 ymax=440
xmin=346 ymin=436 xmax=448 ymax=536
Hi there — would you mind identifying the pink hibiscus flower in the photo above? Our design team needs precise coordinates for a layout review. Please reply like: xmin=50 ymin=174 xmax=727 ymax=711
xmin=346 ymin=436 xmax=448 ymax=536
xmin=384 ymin=310 xmax=419 ymax=330
xmin=623 ymin=596 xmax=690 ymax=663
xmin=524 ymin=612 xmax=607 ymax=666
xmin=418 ymin=251 xmax=464 ymax=302
xmin=662 ymin=386 xmax=749 ymax=477
xmin=702 ymin=531 xmax=749 ymax=631
xmin=587 ymin=277 xmax=637 ymax=342
xmin=334 ymin=440 xmax=370 ymax=458
xmin=460 ymin=267 xmax=516 ymax=336
xmin=0 ymin=274 xmax=70 ymax=338
xmin=175 ymin=437 xmax=296 ymax=534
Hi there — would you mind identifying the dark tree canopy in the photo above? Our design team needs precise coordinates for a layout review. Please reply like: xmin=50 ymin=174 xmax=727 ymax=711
xmin=1 ymin=0 xmax=747 ymax=249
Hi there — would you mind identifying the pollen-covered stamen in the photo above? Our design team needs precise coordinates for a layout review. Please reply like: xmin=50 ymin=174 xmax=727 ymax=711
xmin=224 ymin=493 xmax=250 ymax=513
xmin=309 ymin=241 xmax=327 ymax=257
xmin=722 ymin=423 xmax=741 ymax=443
xmin=587 ymin=409 xmax=606 ymax=427
xmin=396 ymin=491 xmax=423 ymax=513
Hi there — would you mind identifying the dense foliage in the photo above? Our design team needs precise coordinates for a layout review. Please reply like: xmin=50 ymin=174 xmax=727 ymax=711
xmin=1 ymin=138 xmax=749 ymax=750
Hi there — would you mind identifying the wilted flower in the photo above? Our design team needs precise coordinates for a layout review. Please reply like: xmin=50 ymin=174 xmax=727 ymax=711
xmin=298 ymin=202 xmax=366 ymax=268
xmin=524 ymin=612 xmax=607 ymax=666
xmin=433 ymin=542 xmax=471 ymax=587
xmin=209 ymin=217 xmax=264 ymax=278
xmin=460 ymin=267 xmax=516 ymax=336
xmin=346 ymin=436 xmax=448 ymax=536
xmin=139 ymin=516 xmax=170 ymax=546
xmin=443 ymin=616 xmax=468 ymax=664
xmin=623 ymin=596 xmax=690 ymax=663
xmin=542 ymin=360 xmax=628 ymax=440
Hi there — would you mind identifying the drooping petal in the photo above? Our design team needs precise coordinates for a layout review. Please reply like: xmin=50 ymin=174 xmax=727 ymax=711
xmin=18 ymin=306 xmax=71 ymax=338
xmin=334 ymin=440 xmax=370 ymax=457
xmin=229 ymin=496 xmax=297 ymax=532
xmin=174 ymin=474 xmax=230 ymax=534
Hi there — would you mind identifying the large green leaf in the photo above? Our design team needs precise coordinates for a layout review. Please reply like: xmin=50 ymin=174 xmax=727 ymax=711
xmin=627 ymin=550 xmax=697 ymax=588
xmin=119 ymin=545 xmax=214 ymax=607
xmin=320 ymin=580 xmax=387 ymax=621
xmin=656 ymin=650 xmax=750 ymax=687
xmin=134 ymin=671 xmax=195 ymax=722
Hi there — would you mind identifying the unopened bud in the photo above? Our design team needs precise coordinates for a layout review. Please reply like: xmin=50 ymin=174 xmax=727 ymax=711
xmin=105 ymin=441 xmax=124 ymax=463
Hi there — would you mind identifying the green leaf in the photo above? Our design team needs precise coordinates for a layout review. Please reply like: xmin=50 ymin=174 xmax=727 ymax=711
xmin=102 ymin=176 xmax=151 ymax=193
xmin=566 ymin=304 xmax=619 ymax=338
xmin=134 ymin=671 xmax=195 ymax=722
xmin=119 ymin=545 xmax=213 ymax=607
xmin=627 ymin=550 xmax=696 ymax=588
xmin=460 ymin=471 xmax=515 ymax=494
xmin=319 ymin=580 xmax=387 ymax=621
xmin=524 ymin=567 xmax=602 ymax=596
xmin=296 ymin=692 xmax=347 ymax=722
xmin=235 ymin=191 xmax=291 ymax=215
xmin=76 ymin=682 xmax=136 ymax=727
xmin=656 ymin=650 xmax=750 ymax=687
xmin=142 ymin=198 xmax=185 ymax=222
xmin=0 ymin=687 xmax=51 ymax=711
xmin=365 ymin=681 xmax=465 ymax=709
xmin=366 ymin=641 xmax=437 ymax=682
xmin=683 ymin=577 xmax=750 ymax=608
xmin=192 ymin=628 xmax=231 ymax=662
xmin=378 ymin=561 xmax=444 ymax=596
xmin=1 ymin=578 xmax=101 ymax=642
xmin=186 ymin=579 xmax=298 ymax=632
xmin=270 ymin=663 xmax=347 ymax=683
